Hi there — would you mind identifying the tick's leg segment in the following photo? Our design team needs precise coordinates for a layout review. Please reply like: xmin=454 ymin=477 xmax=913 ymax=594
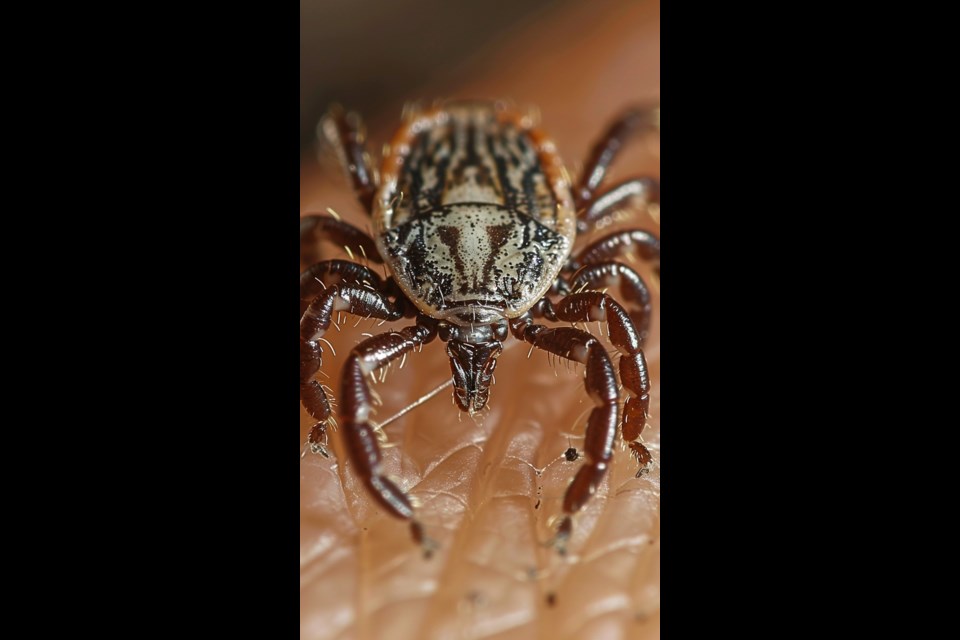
xmin=509 ymin=319 xmax=620 ymax=548
xmin=300 ymin=214 xmax=382 ymax=268
xmin=300 ymin=259 xmax=387 ymax=315
xmin=569 ymin=262 xmax=653 ymax=344
xmin=577 ymin=177 xmax=659 ymax=233
xmin=340 ymin=319 xmax=439 ymax=553
xmin=299 ymin=285 xmax=404 ymax=456
xmin=575 ymin=106 xmax=659 ymax=210
xmin=319 ymin=106 xmax=377 ymax=215
xmin=554 ymin=292 xmax=653 ymax=477
xmin=572 ymin=229 xmax=660 ymax=279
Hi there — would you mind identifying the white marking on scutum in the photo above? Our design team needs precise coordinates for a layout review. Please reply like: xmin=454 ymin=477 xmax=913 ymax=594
xmin=430 ymin=207 xmax=516 ymax=298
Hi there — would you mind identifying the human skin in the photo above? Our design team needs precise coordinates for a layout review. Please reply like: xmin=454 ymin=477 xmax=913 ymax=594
xmin=300 ymin=2 xmax=660 ymax=638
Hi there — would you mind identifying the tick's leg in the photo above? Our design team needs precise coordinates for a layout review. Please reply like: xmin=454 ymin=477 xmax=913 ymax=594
xmin=300 ymin=214 xmax=382 ymax=269
xmin=553 ymin=292 xmax=653 ymax=477
xmin=575 ymin=106 xmax=659 ymax=211
xmin=300 ymin=284 xmax=403 ymax=457
xmin=300 ymin=259 xmax=387 ymax=315
xmin=577 ymin=177 xmax=659 ymax=234
xmin=570 ymin=228 xmax=660 ymax=279
xmin=568 ymin=262 xmax=653 ymax=344
xmin=509 ymin=319 xmax=620 ymax=552
xmin=318 ymin=106 xmax=377 ymax=215
xmin=339 ymin=318 xmax=439 ymax=555
xmin=535 ymin=262 xmax=651 ymax=338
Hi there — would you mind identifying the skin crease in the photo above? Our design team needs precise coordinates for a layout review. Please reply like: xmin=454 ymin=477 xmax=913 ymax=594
xmin=300 ymin=1 xmax=659 ymax=638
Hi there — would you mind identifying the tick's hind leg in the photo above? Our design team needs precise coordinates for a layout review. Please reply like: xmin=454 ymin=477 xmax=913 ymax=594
xmin=509 ymin=320 xmax=620 ymax=553
xmin=300 ymin=282 xmax=403 ymax=457
xmin=318 ymin=105 xmax=378 ymax=215
xmin=300 ymin=214 xmax=382 ymax=270
xmin=338 ymin=319 xmax=439 ymax=556
xmin=553 ymin=291 xmax=653 ymax=477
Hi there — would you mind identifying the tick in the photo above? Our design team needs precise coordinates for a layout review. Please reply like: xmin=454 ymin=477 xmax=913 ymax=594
xmin=300 ymin=101 xmax=660 ymax=552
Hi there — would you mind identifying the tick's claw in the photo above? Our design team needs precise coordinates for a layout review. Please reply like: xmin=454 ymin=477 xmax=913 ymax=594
xmin=307 ymin=424 xmax=330 ymax=458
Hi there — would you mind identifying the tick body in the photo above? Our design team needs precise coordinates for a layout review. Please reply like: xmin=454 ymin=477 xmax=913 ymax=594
xmin=301 ymin=101 xmax=660 ymax=553
xmin=376 ymin=104 xmax=576 ymax=325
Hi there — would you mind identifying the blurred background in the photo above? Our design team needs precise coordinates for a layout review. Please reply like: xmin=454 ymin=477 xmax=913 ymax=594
xmin=301 ymin=0 xmax=566 ymax=150
xmin=301 ymin=2 xmax=660 ymax=638
xmin=300 ymin=0 xmax=659 ymax=156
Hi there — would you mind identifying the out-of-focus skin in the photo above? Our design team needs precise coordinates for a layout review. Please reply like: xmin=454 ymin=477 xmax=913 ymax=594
xmin=300 ymin=1 xmax=659 ymax=638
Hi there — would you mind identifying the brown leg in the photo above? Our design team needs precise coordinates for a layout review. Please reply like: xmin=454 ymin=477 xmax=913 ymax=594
xmin=300 ymin=284 xmax=403 ymax=457
xmin=553 ymin=291 xmax=652 ymax=477
xmin=318 ymin=106 xmax=377 ymax=215
xmin=509 ymin=318 xmax=620 ymax=551
xmin=568 ymin=261 xmax=653 ymax=344
xmin=300 ymin=214 xmax=382 ymax=269
xmin=571 ymin=228 xmax=660 ymax=279
xmin=339 ymin=319 xmax=439 ymax=555
xmin=300 ymin=259 xmax=387 ymax=316
xmin=575 ymin=106 xmax=659 ymax=210
xmin=577 ymin=177 xmax=659 ymax=233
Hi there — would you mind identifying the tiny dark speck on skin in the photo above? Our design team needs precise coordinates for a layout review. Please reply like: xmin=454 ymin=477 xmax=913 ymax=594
xmin=534 ymin=498 xmax=541 ymax=509
xmin=546 ymin=592 xmax=557 ymax=607
xmin=564 ymin=447 xmax=579 ymax=461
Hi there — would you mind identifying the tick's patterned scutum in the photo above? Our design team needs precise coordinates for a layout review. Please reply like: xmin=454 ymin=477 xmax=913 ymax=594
xmin=374 ymin=104 xmax=578 ymax=325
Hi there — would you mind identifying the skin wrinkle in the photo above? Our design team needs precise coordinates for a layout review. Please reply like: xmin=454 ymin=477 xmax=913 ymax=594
xmin=300 ymin=1 xmax=660 ymax=637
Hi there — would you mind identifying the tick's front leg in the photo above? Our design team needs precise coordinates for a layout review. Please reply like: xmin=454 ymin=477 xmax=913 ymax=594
xmin=300 ymin=284 xmax=403 ymax=457
xmin=338 ymin=319 xmax=439 ymax=557
xmin=554 ymin=291 xmax=653 ymax=477
xmin=509 ymin=319 xmax=620 ymax=553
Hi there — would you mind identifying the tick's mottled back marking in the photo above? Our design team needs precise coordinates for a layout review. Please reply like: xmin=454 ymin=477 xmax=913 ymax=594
xmin=374 ymin=103 xmax=577 ymax=323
